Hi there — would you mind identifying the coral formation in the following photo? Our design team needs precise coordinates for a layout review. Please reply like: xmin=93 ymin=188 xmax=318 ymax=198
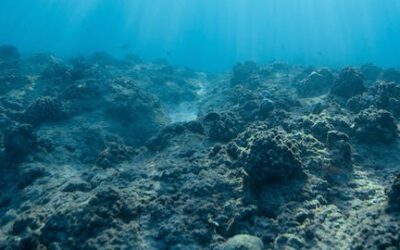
xmin=0 ymin=45 xmax=20 ymax=70
xmin=360 ymin=63 xmax=382 ymax=82
xmin=388 ymin=173 xmax=400 ymax=209
xmin=327 ymin=130 xmax=352 ymax=169
xmin=230 ymin=61 xmax=262 ymax=88
xmin=22 ymin=97 xmax=67 ymax=126
xmin=352 ymin=107 xmax=398 ymax=143
xmin=331 ymin=67 xmax=366 ymax=99
xmin=3 ymin=123 xmax=37 ymax=165
xmin=380 ymin=68 xmax=400 ymax=83
xmin=297 ymin=68 xmax=334 ymax=97
xmin=241 ymin=127 xmax=305 ymax=190
xmin=218 ymin=234 xmax=264 ymax=250
xmin=96 ymin=142 xmax=135 ymax=168
xmin=204 ymin=111 xmax=243 ymax=142
xmin=1 ymin=47 xmax=400 ymax=249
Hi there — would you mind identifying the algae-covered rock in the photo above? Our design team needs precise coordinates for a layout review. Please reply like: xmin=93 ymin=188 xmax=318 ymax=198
xmin=241 ymin=127 xmax=305 ymax=190
xmin=352 ymin=107 xmax=398 ymax=143
xmin=219 ymin=234 xmax=264 ymax=250
xmin=327 ymin=130 xmax=352 ymax=169
xmin=96 ymin=142 xmax=135 ymax=168
xmin=297 ymin=69 xmax=334 ymax=97
xmin=230 ymin=61 xmax=261 ymax=88
xmin=360 ymin=64 xmax=382 ymax=82
xmin=331 ymin=67 xmax=366 ymax=99
xmin=4 ymin=123 xmax=37 ymax=164
xmin=380 ymin=68 xmax=400 ymax=83
xmin=0 ymin=45 xmax=20 ymax=70
xmin=204 ymin=111 xmax=243 ymax=142
xmin=22 ymin=96 xmax=68 ymax=126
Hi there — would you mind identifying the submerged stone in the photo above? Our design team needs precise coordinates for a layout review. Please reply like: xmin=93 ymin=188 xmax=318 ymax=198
xmin=352 ymin=107 xmax=398 ymax=143
xmin=380 ymin=68 xmax=400 ymax=83
xmin=4 ymin=123 xmax=37 ymax=165
xmin=297 ymin=69 xmax=334 ymax=97
xmin=241 ymin=127 xmax=305 ymax=190
xmin=388 ymin=173 xmax=400 ymax=209
xmin=327 ymin=130 xmax=352 ymax=169
xmin=219 ymin=234 xmax=264 ymax=250
xmin=230 ymin=61 xmax=261 ymax=88
xmin=22 ymin=96 xmax=68 ymax=126
xmin=331 ymin=67 xmax=366 ymax=99
xmin=360 ymin=63 xmax=382 ymax=82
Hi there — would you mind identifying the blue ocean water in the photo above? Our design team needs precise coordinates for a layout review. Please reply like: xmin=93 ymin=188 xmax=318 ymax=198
xmin=0 ymin=0 xmax=399 ymax=72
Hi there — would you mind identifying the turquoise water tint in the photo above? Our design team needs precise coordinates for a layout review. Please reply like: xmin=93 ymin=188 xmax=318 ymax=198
xmin=0 ymin=0 xmax=399 ymax=71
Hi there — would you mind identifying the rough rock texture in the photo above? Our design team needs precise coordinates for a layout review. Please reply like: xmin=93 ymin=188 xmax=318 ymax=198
xmin=3 ymin=123 xmax=37 ymax=165
xmin=0 ymin=45 xmax=19 ymax=70
xmin=297 ymin=69 xmax=334 ymax=97
xmin=96 ymin=142 xmax=135 ymax=168
xmin=218 ymin=234 xmax=264 ymax=250
xmin=1 ymin=48 xmax=400 ymax=250
xmin=331 ymin=67 xmax=366 ymax=99
xmin=22 ymin=96 xmax=67 ymax=126
xmin=380 ymin=68 xmax=400 ymax=83
xmin=373 ymin=82 xmax=400 ymax=117
xmin=204 ymin=111 xmax=244 ymax=142
xmin=241 ymin=127 xmax=305 ymax=190
xmin=230 ymin=61 xmax=262 ymax=88
xmin=352 ymin=107 xmax=398 ymax=143
xmin=327 ymin=130 xmax=352 ymax=169
xmin=388 ymin=173 xmax=400 ymax=209
xmin=360 ymin=63 xmax=382 ymax=82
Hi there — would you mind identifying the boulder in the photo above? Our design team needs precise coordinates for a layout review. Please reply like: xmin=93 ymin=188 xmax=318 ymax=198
xmin=297 ymin=69 xmax=334 ymax=97
xmin=331 ymin=67 xmax=366 ymax=99
xmin=22 ymin=96 xmax=67 ymax=126
xmin=218 ymin=234 xmax=264 ymax=250
xmin=352 ymin=107 xmax=398 ymax=143
xmin=241 ymin=127 xmax=305 ymax=191
xmin=230 ymin=61 xmax=261 ymax=88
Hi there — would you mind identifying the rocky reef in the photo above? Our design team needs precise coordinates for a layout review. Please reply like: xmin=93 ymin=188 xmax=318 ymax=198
xmin=1 ymin=47 xmax=400 ymax=249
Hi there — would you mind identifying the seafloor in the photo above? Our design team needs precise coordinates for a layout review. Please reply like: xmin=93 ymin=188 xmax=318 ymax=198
xmin=0 ymin=45 xmax=400 ymax=250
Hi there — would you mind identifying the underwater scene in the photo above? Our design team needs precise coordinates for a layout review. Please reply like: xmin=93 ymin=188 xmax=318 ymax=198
xmin=1 ymin=0 xmax=400 ymax=249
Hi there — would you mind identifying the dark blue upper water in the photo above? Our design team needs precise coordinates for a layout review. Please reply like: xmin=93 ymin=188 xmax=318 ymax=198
xmin=1 ymin=0 xmax=399 ymax=72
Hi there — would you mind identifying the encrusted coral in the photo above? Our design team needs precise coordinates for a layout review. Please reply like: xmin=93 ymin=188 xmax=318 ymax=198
xmin=204 ymin=111 xmax=243 ymax=142
xmin=388 ymin=173 xmax=400 ymax=209
xmin=96 ymin=142 xmax=135 ymax=168
xmin=300 ymin=114 xmax=335 ymax=141
xmin=241 ymin=127 xmax=305 ymax=190
xmin=352 ymin=107 xmax=398 ymax=143
xmin=380 ymin=68 xmax=400 ymax=83
xmin=39 ymin=187 xmax=138 ymax=249
xmin=372 ymin=82 xmax=400 ymax=117
xmin=230 ymin=61 xmax=262 ymax=88
xmin=22 ymin=96 xmax=67 ymax=126
xmin=326 ymin=130 xmax=352 ymax=169
xmin=297 ymin=69 xmax=334 ymax=97
xmin=346 ymin=94 xmax=373 ymax=113
xmin=0 ymin=45 xmax=20 ymax=70
xmin=105 ymin=79 xmax=166 ymax=123
xmin=258 ymin=98 xmax=275 ymax=119
xmin=360 ymin=64 xmax=382 ymax=82
xmin=3 ymin=123 xmax=37 ymax=164
xmin=331 ymin=67 xmax=366 ymax=99
xmin=40 ymin=61 xmax=71 ymax=82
